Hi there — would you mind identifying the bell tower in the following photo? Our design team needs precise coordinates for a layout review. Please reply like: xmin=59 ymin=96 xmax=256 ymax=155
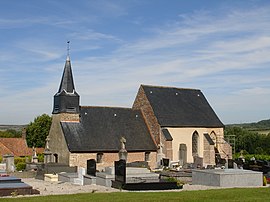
xmin=53 ymin=42 xmax=80 ymax=114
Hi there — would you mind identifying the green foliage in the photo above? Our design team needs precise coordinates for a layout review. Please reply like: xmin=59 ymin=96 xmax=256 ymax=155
xmin=225 ymin=126 xmax=270 ymax=154
xmin=234 ymin=153 xmax=270 ymax=161
xmin=227 ymin=119 xmax=270 ymax=131
xmin=14 ymin=157 xmax=27 ymax=171
xmin=0 ymin=129 xmax=21 ymax=138
xmin=26 ymin=114 xmax=52 ymax=147
xmin=16 ymin=162 xmax=26 ymax=171
xmin=38 ymin=153 xmax=44 ymax=162
xmin=14 ymin=157 xmax=27 ymax=165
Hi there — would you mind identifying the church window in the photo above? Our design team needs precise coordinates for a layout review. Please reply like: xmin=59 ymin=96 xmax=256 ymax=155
xmin=192 ymin=132 xmax=199 ymax=156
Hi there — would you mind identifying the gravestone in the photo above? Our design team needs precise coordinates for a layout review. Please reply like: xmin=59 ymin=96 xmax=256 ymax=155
xmin=43 ymin=137 xmax=52 ymax=164
xmin=115 ymin=159 xmax=126 ymax=183
xmin=118 ymin=137 xmax=128 ymax=161
xmin=179 ymin=144 xmax=187 ymax=166
xmin=3 ymin=154 xmax=15 ymax=172
xmin=193 ymin=156 xmax=203 ymax=168
xmin=87 ymin=159 xmax=96 ymax=176
xmin=161 ymin=158 xmax=169 ymax=167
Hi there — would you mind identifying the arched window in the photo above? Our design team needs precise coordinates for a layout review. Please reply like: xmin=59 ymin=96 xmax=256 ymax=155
xmin=192 ymin=131 xmax=199 ymax=156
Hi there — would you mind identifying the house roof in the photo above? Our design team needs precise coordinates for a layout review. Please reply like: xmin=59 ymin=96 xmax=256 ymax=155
xmin=0 ymin=138 xmax=31 ymax=156
xmin=141 ymin=85 xmax=224 ymax=128
xmin=61 ymin=107 xmax=157 ymax=153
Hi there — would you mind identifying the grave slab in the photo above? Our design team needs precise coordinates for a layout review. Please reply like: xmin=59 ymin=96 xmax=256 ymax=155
xmin=192 ymin=169 xmax=263 ymax=187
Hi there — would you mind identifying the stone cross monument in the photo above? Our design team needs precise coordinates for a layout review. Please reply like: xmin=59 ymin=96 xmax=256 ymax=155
xmin=118 ymin=137 xmax=128 ymax=161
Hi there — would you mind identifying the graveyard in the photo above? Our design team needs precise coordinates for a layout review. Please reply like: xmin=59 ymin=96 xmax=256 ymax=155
xmin=0 ymin=141 xmax=269 ymax=198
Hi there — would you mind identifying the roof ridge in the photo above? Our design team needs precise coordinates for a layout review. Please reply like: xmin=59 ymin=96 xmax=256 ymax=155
xmin=141 ymin=84 xmax=200 ymax=91
xmin=81 ymin=106 xmax=132 ymax=110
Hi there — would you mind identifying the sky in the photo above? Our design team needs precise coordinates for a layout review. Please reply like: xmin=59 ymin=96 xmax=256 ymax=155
xmin=0 ymin=0 xmax=270 ymax=125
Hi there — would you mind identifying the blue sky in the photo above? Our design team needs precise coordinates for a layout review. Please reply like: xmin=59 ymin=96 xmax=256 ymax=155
xmin=0 ymin=0 xmax=270 ymax=124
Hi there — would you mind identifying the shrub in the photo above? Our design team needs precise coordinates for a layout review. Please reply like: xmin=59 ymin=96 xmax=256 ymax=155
xmin=38 ymin=154 xmax=44 ymax=162
xmin=14 ymin=157 xmax=26 ymax=165
xmin=263 ymin=176 xmax=267 ymax=186
xmin=16 ymin=162 xmax=26 ymax=171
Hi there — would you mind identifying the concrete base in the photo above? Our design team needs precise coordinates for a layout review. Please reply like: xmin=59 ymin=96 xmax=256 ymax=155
xmin=58 ymin=173 xmax=78 ymax=183
xmin=96 ymin=167 xmax=160 ymax=187
xmin=44 ymin=174 xmax=58 ymax=182
xmin=84 ymin=174 xmax=96 ymax=185
xmin=192 ymin=169 xmax=263 ymax=187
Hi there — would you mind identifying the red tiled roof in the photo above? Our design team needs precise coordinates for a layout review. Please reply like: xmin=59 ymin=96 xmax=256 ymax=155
xmin=0 ymin=138 xmax=44 ymax=157
xmin=0 ymin=142 xmax=13 ymax=156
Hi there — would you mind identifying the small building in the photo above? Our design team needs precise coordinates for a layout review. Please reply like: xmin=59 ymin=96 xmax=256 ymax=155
xmin=48 ymin=55 xmax=231 ymax=170
xmin=0 ymin=132 xmax=44 ymax=158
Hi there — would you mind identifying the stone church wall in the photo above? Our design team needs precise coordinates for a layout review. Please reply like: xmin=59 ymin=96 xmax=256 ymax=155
xmin=69 ymin=151 xmax=157 ymax=170
xmin=48 ymin=113 xmax=80 ymax=165
xmin=133 ymin=86 xmax=161 ymax=145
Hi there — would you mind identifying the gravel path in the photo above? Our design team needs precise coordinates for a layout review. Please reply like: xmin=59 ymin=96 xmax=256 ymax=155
xmin=19 ymin=178 xmax=225 ymax=196
xmin=22 ymin=178 xmax=120 ymax=196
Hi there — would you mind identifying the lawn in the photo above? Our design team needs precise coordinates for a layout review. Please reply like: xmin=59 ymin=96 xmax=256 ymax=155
xmin=0 ymin=188 xmax=269 ymax=202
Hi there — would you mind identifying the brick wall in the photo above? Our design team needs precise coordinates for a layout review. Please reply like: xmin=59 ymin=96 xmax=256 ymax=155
xmin=69 ymin=151 xmax=157 ymax=170
xmin=133 ymin=86 xmax=160 ymax=145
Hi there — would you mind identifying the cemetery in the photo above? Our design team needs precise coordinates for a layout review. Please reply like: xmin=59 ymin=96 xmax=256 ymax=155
xmin=0 ymin=55 xmax=268 ymax=197
xmin=0 ymin=135 xmax=268 ymax=197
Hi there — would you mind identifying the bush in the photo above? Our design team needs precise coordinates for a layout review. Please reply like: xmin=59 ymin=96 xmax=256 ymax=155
xmin=233 ymin=153 xmax=270 ymax=161
xmin=38 ymin=154 xmax=44 ymax=162
xmin=14 ymin=157 xmax=26 ymax=165
xmin=16 ymin=162 xmax=26 ymax=171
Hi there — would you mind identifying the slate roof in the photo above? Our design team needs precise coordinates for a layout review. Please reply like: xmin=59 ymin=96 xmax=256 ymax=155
xmin=61 ymin=107 xmax=157 ymax=153
xmin=0 ymin=138 xmax=44 ymax=157
xmin=141 ymin=85 xmax=224 ymax=128
xmin=57 ymin=56 xmax=76 ymax=94
xmin=162 ymin=129 xmax=173 ymax=141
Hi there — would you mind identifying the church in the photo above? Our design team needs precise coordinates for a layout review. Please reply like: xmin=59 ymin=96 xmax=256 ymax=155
xmin=47 ymin=55 xmax=232 ymax=170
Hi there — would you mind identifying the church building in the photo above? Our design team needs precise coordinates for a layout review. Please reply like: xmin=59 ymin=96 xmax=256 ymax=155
xmin=47 ymin=55 xmax=231 ymax=170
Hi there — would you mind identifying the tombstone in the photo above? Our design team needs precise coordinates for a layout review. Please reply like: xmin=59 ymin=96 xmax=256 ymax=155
xmin=3 ymin=154 xmax=15 ymax=172
xmin=193 ymin=156 xmax=203 ymax=168
xmin=156 ymin=143 xmax=165 ymax=168
xmin=161 ymin=158 xmax=170 ymax=167
xmin=87 ymin=159 xmax=96 ymax=176
xmin=43 ymin=137 xmax=52 ymax=164
xmin=115 ymin=159 xmax=126 ymax=183
xmin=179 ymin=144 xmax=187 ymax=166
xmin=31 ymin=147 xmax=38 ymax=163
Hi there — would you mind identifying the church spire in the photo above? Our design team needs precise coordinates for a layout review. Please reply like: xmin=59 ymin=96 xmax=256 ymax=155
xmin=52 ymin=41 xmax=80 ymax=114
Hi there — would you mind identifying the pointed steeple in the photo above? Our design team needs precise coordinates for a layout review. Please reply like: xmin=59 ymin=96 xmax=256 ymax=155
xmin=57 ymin=55 xmax=76 ymax=94
xmin=52 ymin=43 xmax=80 ymax=114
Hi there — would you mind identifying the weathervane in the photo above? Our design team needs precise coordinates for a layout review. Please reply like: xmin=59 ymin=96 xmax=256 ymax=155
xmin=67 ymin=40 xmax=70 ymax=56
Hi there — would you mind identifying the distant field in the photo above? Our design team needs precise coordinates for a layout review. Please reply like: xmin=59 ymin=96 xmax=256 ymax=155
xmin=0 ymin=188 xmax=270 ymax=202
xmin=0 ymin=125 xmax=26 ymax=131
xmin=247 ymin=129 xmax=270 ymax=135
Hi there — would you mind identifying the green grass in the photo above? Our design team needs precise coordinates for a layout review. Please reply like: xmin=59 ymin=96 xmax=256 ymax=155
xmin=1 ymin=188 xmax=270 ymax=202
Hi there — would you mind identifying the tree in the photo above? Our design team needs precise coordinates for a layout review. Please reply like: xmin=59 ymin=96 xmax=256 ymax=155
xmin=26 ymin=114 xmax=52 ymax=147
